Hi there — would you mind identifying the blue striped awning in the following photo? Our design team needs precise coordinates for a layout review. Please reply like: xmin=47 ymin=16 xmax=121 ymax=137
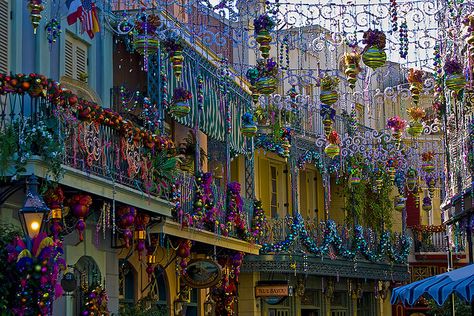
xmin=391 ymin=264 xmax=474 ymax=306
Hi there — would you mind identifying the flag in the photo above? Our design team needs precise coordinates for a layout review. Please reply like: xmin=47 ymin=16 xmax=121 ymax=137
xmin=67 ymin=0 xmax=83 ymax=25
xmin=80 ymin=0 xmax=100 ymax=39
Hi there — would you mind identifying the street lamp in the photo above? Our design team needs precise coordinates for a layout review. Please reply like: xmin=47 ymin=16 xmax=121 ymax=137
xmin=18 ymin=174 xmax=50 ymax=239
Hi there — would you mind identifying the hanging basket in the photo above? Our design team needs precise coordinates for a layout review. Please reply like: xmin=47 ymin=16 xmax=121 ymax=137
xmin=407 ymin=121 xmax=423 ymax=138
xmin=445 ymin=73 xmax=466 ymax=93
xmin=256 ymin=76 xmax=278 ymax=95
xmin=362 ymin=46 xmax=387 ymax=70
xmin=170 ymin=100 xmax=190 ymax=118
xmin=324 ymin=143 xmax=340 ymax=159
xmin=134 ymin=35 xmax=160 ymax=56
xmin=320 ymin=90 xmax=339 ymax=106
xmin=241 ymin=124 xmax=258 ymax=137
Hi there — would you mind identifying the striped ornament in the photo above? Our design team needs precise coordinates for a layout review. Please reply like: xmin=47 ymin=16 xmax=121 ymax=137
xmin=362 ymin=46 xmax=387 ymax=70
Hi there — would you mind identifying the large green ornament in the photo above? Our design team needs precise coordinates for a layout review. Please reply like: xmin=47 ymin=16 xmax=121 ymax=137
xmin=362 ymin=46 xmax=387 ymax=70
xmin=320 ymin=90 xmax=339 ymax=106
xmin=445 ymin=73 xmax=466 ymax=93
xmin=256 ymin=76 xmax=278 ymax=95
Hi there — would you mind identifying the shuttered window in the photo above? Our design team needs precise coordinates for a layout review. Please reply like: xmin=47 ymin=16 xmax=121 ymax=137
xmin=0 ymin=0 xmax=9 ymax=73
xmin=64 ymin=34 xmax=88 ymax=82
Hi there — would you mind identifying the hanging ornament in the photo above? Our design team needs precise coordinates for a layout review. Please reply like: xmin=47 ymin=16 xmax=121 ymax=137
xmin=320 ymin=104 xmax=336 ymax=137
xmin=387 ymin=116 xmax=406 ymax=145
xmin=255 ymin=58 xmax=279 ymax=95
xmin=386 ymin=157 xmax=398 ymax=183
xmin=399 ymin=20 xmax=408 ymax=59
xmin=28 ymin=0 xmax=44 ymax=34
xmin=390 ymin=0 xmax=398 ymax=32
xmin=69 ymin=194 xmax=93 ymax=241
xmin=406 ymin=168 xmax=417 ymax=192
xmin=241 ymin=112 xmax=257 ymax=137
xmin=162 ymin=36 xmax=185 ymax=80
xmin=246 ymin=67 xmax=260 ymax=104
xmin=349 ymin=168 xmax=362 ymax=186
xmin=362 ymin=29 xmax=387 ymax=70
xmin=422 ymin=196 xmax=432 ymax=212
xmin=45 ymin=18 xmax=61 ymax=46
xmin=343 ymin=52 xmax=361 ymax=89
xmin=394 ymin=196 xmax=406 ymax=212
xmin=169 ymin=87 xmax=192 ymax=118
xmin=319 ymin=75 xmax=340 ymax=105
xmin=134 ymin=213 xmax=150 ymax=260
xmin=133 ymin=13 xmax=161 ymax=72
xmin=406 ymin=107 xmax=425 ymax=138
xmin=421 ymin=151 xmax=435 ymax=173
xmin=44 ymin=186 xmax=65 ymax=240
xmin=407 ymin=68 xmax=423 ymax=105
xmin=254 ymin=13 xmax=275 ymax=59
xmin=444 ymin=58 xmax=466 ymax=93
xmin=117 ymin=206 xmax=136 ymax=248
xmin=324 ymin=130 xmax=340 ymax=159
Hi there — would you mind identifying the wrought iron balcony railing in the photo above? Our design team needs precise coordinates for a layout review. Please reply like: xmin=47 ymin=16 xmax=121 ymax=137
xmin=411 ymin=226 xmax=465 ymax=253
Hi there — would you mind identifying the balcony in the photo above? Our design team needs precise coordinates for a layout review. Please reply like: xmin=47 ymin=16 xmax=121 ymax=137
xmin=411 ymin=225 xmax=465 ymax=261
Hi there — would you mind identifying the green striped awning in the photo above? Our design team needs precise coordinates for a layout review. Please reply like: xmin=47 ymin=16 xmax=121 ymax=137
xmin=163 ymin=48 xmax=251 ymax=154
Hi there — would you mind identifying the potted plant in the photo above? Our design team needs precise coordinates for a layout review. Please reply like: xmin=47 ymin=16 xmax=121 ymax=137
xmin=324 ymin=130 xmax=340 ymax=159
xmin=162 ymin=36 xmax=185 ymax=79
xmin=422 ymin=196 xmax=432 ymax=212
xmin=240 ymin=112 xmax=258 ymax=137
xmin=133 ymin=13 xmax=160 ymax=56
xmin=344 ymin=52 xmax=361 ymax=89
xmin=170 ymin=87 xmax=192 ymax=117
xmin=254 ymin=13 xmax=275 ymax=59
xmin=408 ymin=68 xmax=423 ymax=105
xmin=394 ymin=196 xmax=406 ymax=212
xmin=444 ymin=58 xmax=466 ymax=93
xmin=349 ymin=168 xmax=362 ymax=185
xmin=362 ymin=29 xmax=387 ymax=70
xmin=387 ymin=116 xmax=406 ymax=142
xmin=255 ymin=58 xmax=279 ymax=95
xmin=319 ymin=75 xmax=340 ymax=106
xmin=422 ymin=151 xmax=435 ymax=173
xmin=407 ymin=107 xmax=425 ymax=138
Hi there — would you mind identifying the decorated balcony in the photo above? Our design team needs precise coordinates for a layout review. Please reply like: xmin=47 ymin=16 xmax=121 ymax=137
xmin=242 ymin=214 xmax=411 ymax=282
xmin=411 ymin=225 xmax=465 ymax=259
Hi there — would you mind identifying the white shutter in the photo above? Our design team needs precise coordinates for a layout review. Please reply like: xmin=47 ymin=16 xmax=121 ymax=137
xmin=0 ymin=0 xmax=9 ymax=73
xmin=64 ymin=35 xmax=88 ymax=81
xmin=64 ymin=39 xmax=74 ymax=78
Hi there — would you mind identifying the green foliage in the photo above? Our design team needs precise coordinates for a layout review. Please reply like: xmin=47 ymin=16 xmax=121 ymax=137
xmin=120 ymin=299 xmax=168 ymax=316
xmin=427 ymin=296 xmax=471 ymax=315
xmin=363 ymin=174 xmax=392 ymax=232
xmin=0 ymin=125 xmax=19 ymax=178
xmin=344 ymin=182 xmax=365 ymax=226
xmin=152 ymin=150 xmax=180 ymax=182
xmin=0 ymin=223 xmax=22 ymax=313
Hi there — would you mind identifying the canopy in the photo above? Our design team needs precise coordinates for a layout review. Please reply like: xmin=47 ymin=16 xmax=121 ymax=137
xmin=391 ymin=264 xmax=474 ymax=306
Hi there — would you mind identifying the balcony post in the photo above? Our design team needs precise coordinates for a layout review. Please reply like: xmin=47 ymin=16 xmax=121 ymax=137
xmin=194 ymin=71 xmax=202 ymax=175
xmin=245 ymin=137 xmax=255 ymax=199
xmin=290 ymin=137 xmax=298 ymax=215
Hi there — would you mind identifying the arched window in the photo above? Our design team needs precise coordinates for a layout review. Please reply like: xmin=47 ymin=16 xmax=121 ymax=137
xmin=119 ymin=259 xmax=136 ymax=309
xmin=154 ymin=266 xmax=169 ymax=314
xmin=74 ymin=256 xmax=102 ymax=315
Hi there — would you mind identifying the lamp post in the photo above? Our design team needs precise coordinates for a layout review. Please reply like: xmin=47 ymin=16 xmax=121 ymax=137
xmin=18 ymin=174 xmax=50 ymax=239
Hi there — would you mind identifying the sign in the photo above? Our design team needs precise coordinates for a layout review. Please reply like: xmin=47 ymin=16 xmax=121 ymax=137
xmin=255 ymin=285 xmax=289 ymax=297
xmin=182 ymin=259 xmax=222 ymax=289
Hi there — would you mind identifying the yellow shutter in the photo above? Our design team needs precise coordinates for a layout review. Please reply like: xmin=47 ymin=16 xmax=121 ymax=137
xmin=0 ymin=0 xmax=9 ymax=73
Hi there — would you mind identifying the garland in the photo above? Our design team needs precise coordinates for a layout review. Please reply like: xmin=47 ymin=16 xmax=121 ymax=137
xmin=81 ymin=285 xmax=110 ymax=316
xmin=411 ymin=225 xmax=445 ymax=233
xmin=0 ymin=73 xmax=173 ymax=152
xmin=224 ymin=182 xmax=249 ymax=240
xmin=260 ymin=214 xmax=411 ymax=264
xmin=6 ymin=233 xmax=65 ymax=315
xmin=212 ymin=251 xmax=244 ymax=315
xmin=297 ymin=150 xmax=324 ymax=171
xmin=251 ymin=200 xmax=268 ymax=242
xmin=255 ymin=133 xmax=288 ymax=158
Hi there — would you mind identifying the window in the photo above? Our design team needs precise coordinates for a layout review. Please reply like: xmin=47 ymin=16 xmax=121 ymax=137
xmin=153 ymin=267 xmax=168 ymax=312
xmin=270 ymin=165 xmax=278 ymax=217
xmin=0 ymin=0 xmax=8 ymax=73
xmin=357 ymin=292 xmax=376 ymax=316
xmin=269 ymin=309 xmax=290 ymax=316
xmin=64 ymin=34 xmax=89 ymax=82
xmin=186 ymin=288 xmax=198 ymax=316
xmin=331 ymin=292 xmax=348 ymax=316
xmin=119 ymin=260 xmax=135 ymax=308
